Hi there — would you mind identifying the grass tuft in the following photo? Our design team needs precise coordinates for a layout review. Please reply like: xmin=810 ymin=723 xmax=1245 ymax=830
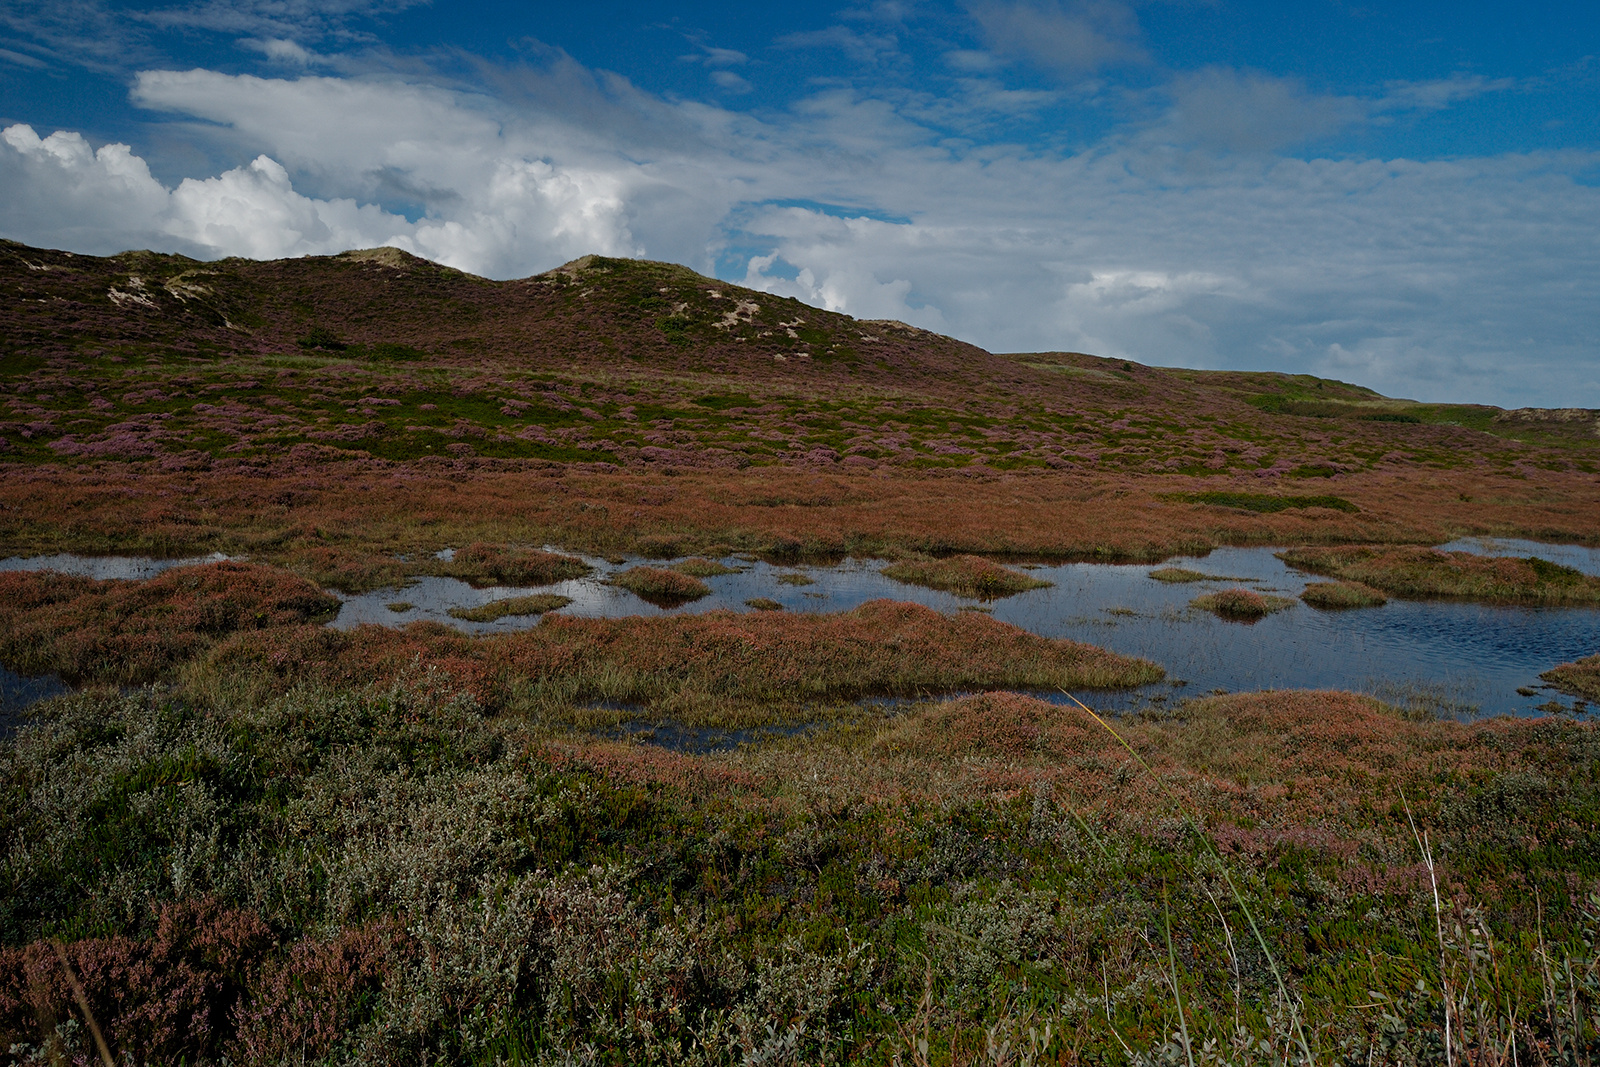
xmin=1541 ymin=654 xmax=1600 ymax=700
xmin=444 ymin=543 xmax=591 ymax=587
xmin=609 ymin=566 xmax=712 ymax=605
xmin=744 ymin=597 xmax=783 ymax=611
xmin=1149 ymin=567 xmax=1210 ymax=583
xmin=881 ymin=554 xmax=1052 ymax=599
xmin=447 ymin=594 xmax=573 ymax=622
xmin=1300 ymin=580 xmax=1387 ymax=609
xmin=669 ymin=557 xmax=739 ymax=577
xmin=1191 ymin=587 xmax=1295 ymax=619
xmin=1280 ymin=545 xmax=1600 ymax=604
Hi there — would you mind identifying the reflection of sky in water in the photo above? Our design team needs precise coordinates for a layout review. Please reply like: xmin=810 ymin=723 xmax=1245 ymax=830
xmin=3 ymin=542 xmax=1597 ymax=719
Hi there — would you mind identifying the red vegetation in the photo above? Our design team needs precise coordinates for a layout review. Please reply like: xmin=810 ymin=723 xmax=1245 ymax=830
xmin=0 ymin=900 xmax=407 ymax=1065
xmin=0 ymin=562 xmax=339 ymax=683
xmin=206 ymin=599 xmax=1162 ymax=707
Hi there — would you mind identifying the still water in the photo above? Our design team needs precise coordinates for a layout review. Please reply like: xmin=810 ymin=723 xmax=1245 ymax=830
xmin=3 ymin=538 xmax=1596 ymax=720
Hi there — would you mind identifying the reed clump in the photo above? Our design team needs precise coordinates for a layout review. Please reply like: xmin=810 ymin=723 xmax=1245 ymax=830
xmin=1300 ymin=579 xmax=1388 ymax=608
xmin=1280 ymin=545 xmax=1600 ymax=603
xmin=609 ymin=566 xmax=712 ymax=605
xmin=881 ymin=554 xmax=1052 ymax=599
xmin=447 ymin=594 xmax=572 ymax=622
xmin=1191 ymin=587 xmax=1295 ymax=619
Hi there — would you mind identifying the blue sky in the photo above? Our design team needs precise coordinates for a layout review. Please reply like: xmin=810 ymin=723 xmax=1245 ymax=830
xmin=1 ymin=1 xmax=1597 ymax=406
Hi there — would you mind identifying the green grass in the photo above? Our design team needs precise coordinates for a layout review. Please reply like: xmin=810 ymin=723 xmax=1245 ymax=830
xmin=1149 ymin=567 xmax=1210 ymax=583
xmin=880 ymin=555 xmax=1052 ymax=599
xmin=1191 ymin=588 xmax=1296 ymax=619
xmin=1300 ymin=580 xmax=1387 ymax=609
xmin=446 ymin=594 xmax=573 ymax=622
xmin=1175 ymin=491 xmax=1360 ymax=514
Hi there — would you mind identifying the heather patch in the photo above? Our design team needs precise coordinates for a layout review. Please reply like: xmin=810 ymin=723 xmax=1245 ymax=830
xmin=2 ymin=682 xmax=1598 ymax=1063
xmin=1191 ymin=587 xmax=1296 ymax=619
xmin=1542 ymin=654 xmax=1600 ymax=700
xmin=1280 ymin=545 xmax=1600 ymax=603
xmin=1176 ymin=490 xmax=1361 ymax=513
xmin=447 ymin=594 xmax=572 ymax=622
xmin=0 ymin=562 xmax=338 ymax=683
xmin=880 ymin=554 xmax=1052 ymax=599
xmin=1300 ymin=579 xmax=1388 ymax=608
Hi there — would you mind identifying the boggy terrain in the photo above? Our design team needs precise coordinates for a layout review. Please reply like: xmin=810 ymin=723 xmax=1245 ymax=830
xmin=2 ymin=238 xmax=1599 ymax=1064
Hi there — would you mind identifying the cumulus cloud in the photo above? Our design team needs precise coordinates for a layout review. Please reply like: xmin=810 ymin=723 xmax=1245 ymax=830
xmin=1 ymin=59 xmax=1597 ymax=407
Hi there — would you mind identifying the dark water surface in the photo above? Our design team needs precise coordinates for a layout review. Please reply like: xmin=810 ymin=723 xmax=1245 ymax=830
xmin=3 ymin=540 xmax=1596 ymax=720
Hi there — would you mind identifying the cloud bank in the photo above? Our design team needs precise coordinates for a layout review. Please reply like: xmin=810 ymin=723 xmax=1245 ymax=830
xmin=2 ymin=53 xmax=1597 ymax=406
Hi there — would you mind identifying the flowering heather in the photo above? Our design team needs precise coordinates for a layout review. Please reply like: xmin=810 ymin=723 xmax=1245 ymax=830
xmin=1190 ymin=587 xmax=1295 ymax=619
xmin=0 ymin=561 xmax=337 ymax=683
xmin=1280 ymin=544 xmax=1600 ymax=603
xmin=608 ymin=565 xmax=712 ymax=605
xmin=1542 ymin=653 xmax=1600 ymax=700
xmin=1300 ymin=579 xmax=1388 ymax=608
xmin=444 ymin=542 xmax=591 ymax=587
xmin=880 ymin=554 xmax=1052 ymax=599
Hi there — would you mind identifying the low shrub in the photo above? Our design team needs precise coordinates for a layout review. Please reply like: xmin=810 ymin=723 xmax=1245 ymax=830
xmin=880 ymin=555 xmax=1051 ymax=599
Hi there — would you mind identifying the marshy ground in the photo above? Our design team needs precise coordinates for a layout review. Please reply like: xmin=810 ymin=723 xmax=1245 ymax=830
xmin=1 ymin=240 xmax=1598 ymax=1064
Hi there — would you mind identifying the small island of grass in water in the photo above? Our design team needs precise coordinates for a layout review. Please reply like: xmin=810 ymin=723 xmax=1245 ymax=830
xmin=1279 ymin=545 xmax=1600 ymax=604
xmin=447 ymin=594 xmax=573 ymax=622
xmin=881 ymin=554 xmax=1052 ymax=599
xmin=610 ymin=566 xmax=713 ymax=605
xmin=1148 ymin=566 xmax=1211 ymax=583
xmin=1300 ymin=580 xmax=1388 ymax=609
xmin=1542 ymin=653 xmax=1600 ymax=701
xmin=1192 ymin=587 xmax=1295 ymax=620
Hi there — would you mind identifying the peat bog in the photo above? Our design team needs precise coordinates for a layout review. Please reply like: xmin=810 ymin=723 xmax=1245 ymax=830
xmin=2 ymin=240 xmax=1598 ymax=1064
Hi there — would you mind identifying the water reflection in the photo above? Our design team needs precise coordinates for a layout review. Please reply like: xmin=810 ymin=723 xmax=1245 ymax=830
xmin=1 ymin=543 xmax=1594 ymax=720
xmin=0 ymin=551 xmax=231 ymax=580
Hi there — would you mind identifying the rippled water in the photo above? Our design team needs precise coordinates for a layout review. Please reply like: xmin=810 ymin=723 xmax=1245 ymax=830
xmin=3 ymin=541 xmax=1596 ymax=720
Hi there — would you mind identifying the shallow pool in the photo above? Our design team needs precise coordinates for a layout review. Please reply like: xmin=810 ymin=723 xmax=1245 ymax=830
xmin=4 ymin=541 xmax=1596 ymax=719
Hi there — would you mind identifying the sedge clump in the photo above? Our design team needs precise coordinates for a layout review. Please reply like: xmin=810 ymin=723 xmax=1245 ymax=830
xmin=610 ymin=566 xmax=712 ymax=605
xmin=1300 ymin=580 xmax=1387 ymax=609
xmin=881 ymin=554 xmax=1051 ymax=599
xmin=448 ymin=594 xmax=573 ymax=622
xmin=1192 ymin=587 xmax=1294 ymax=620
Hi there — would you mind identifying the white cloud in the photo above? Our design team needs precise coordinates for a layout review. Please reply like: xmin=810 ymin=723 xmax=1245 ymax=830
xmin=2 ymin=59 xmax=1598 ymax=408
xmin=967 ymin=0 xmax=1145 ymax=76
xmin=1150 ymin=68 xmax=1366 ymax=152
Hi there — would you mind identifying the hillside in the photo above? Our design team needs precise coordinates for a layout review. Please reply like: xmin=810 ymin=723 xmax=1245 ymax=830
xmin=1 ymin=239 xmax=1597 ymax=569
